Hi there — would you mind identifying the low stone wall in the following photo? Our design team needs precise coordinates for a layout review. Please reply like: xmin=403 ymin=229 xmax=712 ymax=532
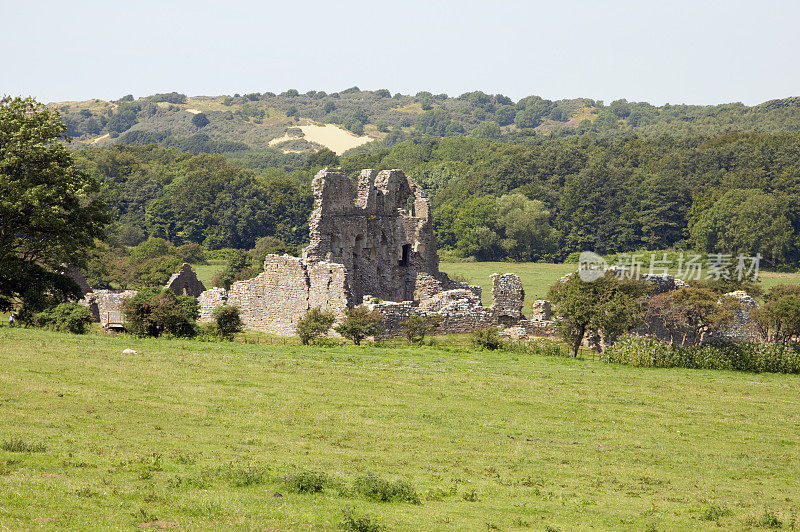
xmin=363 ymin=299 xmax=423 ymax=338
xmin=80 ymin=289 xmax=137 ymax=327
xmin=418 ymin=288 xmax=482 ymax=313
xmin=501 ymin=319 xmax=558 ymax=340
xmin=438 ymin=300 xmax=497 ymax=334
xmin=198 ymin=288 xmax=228 ymax=321
xmin=716 ymin=290 xmax=761 ymax=343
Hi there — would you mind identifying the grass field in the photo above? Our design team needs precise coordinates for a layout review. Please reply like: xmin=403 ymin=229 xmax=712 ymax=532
xmin=2 ymin=327 xmax=800 ymax=529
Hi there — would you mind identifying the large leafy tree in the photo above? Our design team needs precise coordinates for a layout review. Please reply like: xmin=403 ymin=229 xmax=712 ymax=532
xmin=0 ymin=96 xmax=109 ymax=315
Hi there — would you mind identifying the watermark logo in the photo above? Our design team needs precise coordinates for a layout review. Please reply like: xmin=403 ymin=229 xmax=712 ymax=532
xmin=577 ymin=251 xmax=608 ymax=282
xmin=577 ymin=252 xmax=760 ymax=283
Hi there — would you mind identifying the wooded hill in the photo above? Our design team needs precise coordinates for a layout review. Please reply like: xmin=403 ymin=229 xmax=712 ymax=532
xmin=56 ymin=89 xmax=800 ymax=156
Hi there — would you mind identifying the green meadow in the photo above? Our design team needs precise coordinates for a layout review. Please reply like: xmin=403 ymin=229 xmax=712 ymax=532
xmin=1 ymin=326 xmax=799 ymax=530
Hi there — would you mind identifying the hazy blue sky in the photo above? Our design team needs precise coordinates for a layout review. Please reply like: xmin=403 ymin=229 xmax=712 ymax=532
xmin=3 ymin=0 xmax=798 ymax=105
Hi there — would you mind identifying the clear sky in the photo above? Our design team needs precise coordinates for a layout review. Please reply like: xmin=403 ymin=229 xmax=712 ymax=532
xmin=2 ymin=0 xmax=798 ymax=106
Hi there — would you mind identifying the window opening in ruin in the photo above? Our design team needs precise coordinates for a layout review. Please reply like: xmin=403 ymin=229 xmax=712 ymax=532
xmin=399 ymin=244 xmax=411 ymax=267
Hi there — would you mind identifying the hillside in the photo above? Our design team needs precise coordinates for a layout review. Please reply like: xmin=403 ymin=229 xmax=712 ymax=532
xmin=54 ymin=89 xmax=800 ymax=157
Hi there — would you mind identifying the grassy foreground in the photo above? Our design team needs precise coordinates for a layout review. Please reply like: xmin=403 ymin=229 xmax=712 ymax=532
xmin=1 ymin=328 xmax=800 ymax=529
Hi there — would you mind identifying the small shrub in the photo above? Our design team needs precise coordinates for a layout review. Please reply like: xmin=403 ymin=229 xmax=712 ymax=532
xmin=0 ymin=459 xmax=21 ymax=476
xmin=212 ymin=305 xmax=243 ymax=340
xmin=34 ymin=303 xmax=93 ymax=334
xmin=747 ymin=508 xmax=782 ymax=529
xmin=339 ymin=509 xmax=382 ymax=532
xmin=400 ymin=315 xmax=442 ymax=345
xmin=122 ymin=288 xmax=198 ymax=338
xmin=471 ymin=327 xmax=504 ymax=350
xmin=287 ymin=470 xmax=328 ymax=493
xmin=353 ymin=474 xmax=420 ymax=504
xmin=335 ymin=306 xmax=384 ymax=345
xmin=296 ymin=307 xmax=335 ymax=345
xmin=1 ymin=438 xmax=46 ymax=453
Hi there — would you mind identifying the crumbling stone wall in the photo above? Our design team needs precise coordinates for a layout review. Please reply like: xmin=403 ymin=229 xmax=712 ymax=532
xmin=529 ymin=300 xmax=552 ymax=321
xmin=303 ymin=168 xmax=448 ymax=304
xmin=164 ymin=263 xmax=206 ymax=297
xmin=362 ymin=298 xmax=423 ymax=338
xmin=198 ymin=287 xmax=227 ymax=321
xmin=199 ymin=255 xmax=348 ymax=335
xmin=491 ymin=273 xmax=525 ymax=324
xmin=81 ymin=289 xmax=137 ymax=327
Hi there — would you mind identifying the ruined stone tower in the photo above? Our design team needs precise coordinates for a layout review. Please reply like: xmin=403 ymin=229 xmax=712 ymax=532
xmin=303 ymin=168 xmax=443 ymax=303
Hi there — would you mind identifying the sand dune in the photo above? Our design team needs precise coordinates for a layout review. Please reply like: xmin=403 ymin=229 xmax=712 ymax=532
xmin=298 ymin=124 xmax=372 ymax=155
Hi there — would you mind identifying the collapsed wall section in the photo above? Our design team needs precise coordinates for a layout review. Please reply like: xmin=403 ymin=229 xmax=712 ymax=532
xmin=200 ymin=255 xmax=348 ymax=335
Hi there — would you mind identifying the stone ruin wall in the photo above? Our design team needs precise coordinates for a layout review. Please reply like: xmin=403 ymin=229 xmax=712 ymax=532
xmin=81 ymin=289 xmax=138 ymax=327
xmin=491 ymin=273 xmax=525 ymax=324
xmin=164 ymin=263 xmax=206 ymax=297
xmin=303 ymin=168 xmax=448 ymax=304
xmin=80 ymin=263 xmax=206 ymax=328
xmin=203 ymin=255 xmax=348 ymax=336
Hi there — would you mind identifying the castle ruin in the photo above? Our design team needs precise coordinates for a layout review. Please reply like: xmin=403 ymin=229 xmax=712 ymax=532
xmin=198 ymin=168 xmax=525 ymax=336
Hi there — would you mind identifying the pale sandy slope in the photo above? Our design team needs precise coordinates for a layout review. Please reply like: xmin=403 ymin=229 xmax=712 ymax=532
xmin=298 ymin=124 xmax=373 ymax=155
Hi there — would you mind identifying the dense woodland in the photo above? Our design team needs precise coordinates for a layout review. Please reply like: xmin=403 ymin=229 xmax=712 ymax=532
xmin=75 ymin=128 xmax=800 ymax=271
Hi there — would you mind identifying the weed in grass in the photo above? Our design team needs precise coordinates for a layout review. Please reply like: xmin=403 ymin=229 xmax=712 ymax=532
xmin=747 ymin=508 xmax=782 ymax=529
xmin=353 ymin=474 xmax=420 ymax=504
xmin=511 ymin=516 xmax=531 ymax=527
xmin=174 ymin=453 xmax=197 ymax=465
xmin=228 ymin=466 xmax=267 ymax=487
xmin=1 ymin=438 xmax=46 ymax=453
xmin=0 ymin=459 xmax=21 ymax=475
xmin=133 ymin=508 xmax=158 ymax=524
xmin=339 ymin=509 xmax=382 ymax=532
xmin=62 ymin=459 xmax=95 ymax=468
xmin=462 ymin=489 xmax=480 ymax=502
xmin=701 ymin=504 xmax=732 ymax=521
xmin=425 ymin=486 xmax=456 ymax=501
xmin=74 ymin=487 xmax=99 ymax=498
xmin=167 ymin=474 xmax=209 ymax=490
xmin=287 ymin=470 xmax=328 ymax=493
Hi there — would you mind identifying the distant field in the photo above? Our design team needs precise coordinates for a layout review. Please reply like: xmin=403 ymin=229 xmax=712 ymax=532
xmin=440 ymin=262 xmax=576 ymax=303
xmin=1 ymin=327 xmax=799 ymax=529
xmin=194 ymin=261 xmax=800 ymax=304
xmin=193 ymin=260 xmax=226 ymax=288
